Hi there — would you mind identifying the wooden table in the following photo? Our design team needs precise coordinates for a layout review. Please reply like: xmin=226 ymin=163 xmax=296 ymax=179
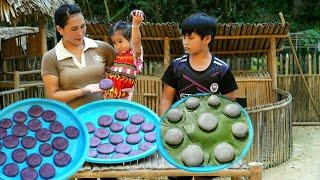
xmin=72 ymin=151 xmax=263 ymax=180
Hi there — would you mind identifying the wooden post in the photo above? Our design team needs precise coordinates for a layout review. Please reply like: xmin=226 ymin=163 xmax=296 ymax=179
xmin=248 ymin=162 xmax=263 ymax=180
xmin=163 ymin=37 xmax=170 ymax=70
xmin=13 ymin=71 xmax=20 ymax=101
xmin=39 ymin=19 xmax=47 ymax=56
xmin=267 ymin=37 xmax=277 ymax=89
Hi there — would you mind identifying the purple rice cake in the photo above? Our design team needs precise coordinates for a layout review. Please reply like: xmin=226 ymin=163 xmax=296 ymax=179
xmin=99 ymin=78 xmax=113 ymax=90
xmin=139 ymin=142 xmax=154 ymax=151
xmin=112 ymin=153 xmax=127 ymax=159
xmin=125 ymin=134 xmax=142 ymax=145
xmin=21 ymin=136 xmax=37 ymax=149
xmin=90 ymin=136 xmax=101 ymax=147
xmin=115 ymin=143 xmax=132 ymax=154
xmin=144 ymin=132 xmax=156 ymax=143
xmin=64 ymin=126 xmax=79 ymax=139
xmin=0 ymin=118 xmax=13 ymax=129
xmin=141 ymin=122 xmax=155 ymax=132
xmin=41 ymin=110 xmax=56 ymax=122
xmin=88 ymin=148 xmax=98 ymax=158
xmin=109 ymin=134 xmax=124 ymax=145
xmin=114 ymin=109 xmax=129 ymax=121
xmin=39 ymin=163 xmax=55 ymax=179
xmin=94 ymin=128 xmax=110 ymax=139
xmin=0 ymin=152 xmax=7 ymax=165
xmin=52 ymin=136 xmax=69 ymax=151
xmin=27 ymin=118 xmax=42 ymax=131
xmin=97 ymin=154 xmax=109 ymax=159
xmin=28 ymin=105 xmax=44 ymax=118
xmin=130 ymin=114 xmax=145 ymax=124
xmin=85 ymin=122 xmax=95 ymax=133
xmin=3 ymin=163 xmax=19 ymax=177
xmin=54 ymin=152 xmax=71 ymax=167
xmin=97 ymin=143 xmax=114 ymax=154
xmin=20 ymin=167 xmax=38 ymax=180
xmin=35 ymin=128 xmax=51 ymax=142
xmin=11 ymin=148 xmax=27 ymax=163
xmin=128 ymin=150 xmax=144 ymax=156
xmin=26 ymin=153 xmax=42 ymax=168
xmin=125 ymin=124 xmax=140 ymax=134
xmin=12 ymin=123 xmax=28 ymax=137
xmin=49 ymin=121 xmax=64 ymax=134
xmin=3 ymin=135 xmax=19 ymax=149
xmin=13 ymin=111 xmax=27 ymax=123
xmin=110 ymin=122 xmax=124 ymax=133
xmin=98 ymin=115 xmax=113 ymax=127
xmin=39 ymin=143 xmax=54 ymax=157
xmin=0 ymin=127 xmax=7 ymax=139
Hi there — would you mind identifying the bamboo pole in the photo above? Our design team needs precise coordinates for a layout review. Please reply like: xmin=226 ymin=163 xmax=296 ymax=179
xmin=279 ymin=12 xmax=320 ymax=120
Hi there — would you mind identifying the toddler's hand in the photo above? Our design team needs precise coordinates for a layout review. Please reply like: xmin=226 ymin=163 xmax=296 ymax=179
xmin=122 ymin=87 xmax=134 ymax=101
xmin=84 ymin=84 xmax=104 ymax=93
xmin=130 ymin=10 xmax=144 ymax=27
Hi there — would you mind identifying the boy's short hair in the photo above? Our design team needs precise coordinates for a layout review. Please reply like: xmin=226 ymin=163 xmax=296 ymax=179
xmin=181 ymin=13 xmax=217 ymax=40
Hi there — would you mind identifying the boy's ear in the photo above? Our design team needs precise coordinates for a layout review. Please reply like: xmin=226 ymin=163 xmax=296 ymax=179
xmin=204 ymin=35 xmax=212 ymax=45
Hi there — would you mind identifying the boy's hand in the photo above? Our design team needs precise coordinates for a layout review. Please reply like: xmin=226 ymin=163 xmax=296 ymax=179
xmin=130 ymin=10 xmax=144 ymax=27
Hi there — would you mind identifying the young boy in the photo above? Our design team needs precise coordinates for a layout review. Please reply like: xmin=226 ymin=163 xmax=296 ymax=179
xmin=160 ymin=12 xmax=238 ymax=180
xmin=160 ymin=13 xmax=238 ymax=115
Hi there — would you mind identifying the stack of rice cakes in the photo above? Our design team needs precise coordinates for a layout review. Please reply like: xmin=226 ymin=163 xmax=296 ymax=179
xmin=161 ymin=94 xmax=251 ymax=169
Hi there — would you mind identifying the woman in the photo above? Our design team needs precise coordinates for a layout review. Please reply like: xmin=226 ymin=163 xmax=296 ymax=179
xmin=41 ymin=4 xmax=116 ymax=108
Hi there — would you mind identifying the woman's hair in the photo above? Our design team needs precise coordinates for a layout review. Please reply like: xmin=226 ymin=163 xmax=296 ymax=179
xmin=108 ymin=21 xmax=132 ymax=41
xmin=181 ymin=13 xmax=217 ymax=41
xmin=54 ymin=4 xmax=81 ymax=41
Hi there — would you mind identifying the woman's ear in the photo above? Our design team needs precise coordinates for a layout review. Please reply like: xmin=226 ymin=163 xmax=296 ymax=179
xmin=56 ymin=25 xmax=63 ymax=36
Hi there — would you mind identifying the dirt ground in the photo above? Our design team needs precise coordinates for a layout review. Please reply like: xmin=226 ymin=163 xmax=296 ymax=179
xmin=263 ymin=126 xmax=320 ymax=180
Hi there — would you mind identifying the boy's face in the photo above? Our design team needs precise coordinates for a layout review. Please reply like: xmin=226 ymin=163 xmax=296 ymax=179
xmin=182 ymin=32 xmax=210 ymax=55
xmin=110 ymin=30 xmax=131 ymax=54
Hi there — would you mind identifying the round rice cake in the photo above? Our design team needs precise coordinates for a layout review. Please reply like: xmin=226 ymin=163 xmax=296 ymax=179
xmin=12 ymin=123 xmax=28 ymax=137
xmin=42 ymin=110 xmax=56 ymax=122
xmin=94 ymin=128 xmax=110 ymax=139
xmin=114 ymin=109 xmax=129 ymax=121
xmin=166 ymin=108 xmax=183 ymax=122
xmin=27 ymin=118 xmax=42 ymax=132
xmin=115 ymin=143 xmax=132 ymax=154
xmin=85 ymin=122 xmax=95 ymax=133
xmin=90 ymin=136 xmax=101 ymax=147
xmin=0 ymin=127 xmax=7 ymax=139
xmin=232 ymin=122 xmax=248 ymax=138
xmin=97 ymin=143 xmax=114 ymax=154
xmin=181 ymin=144 xmax=204 ymax=167
xmin=3 ymin=135 xmax=19 ymax=149
xmin=110 ymin=122 xmax=124 ymax=133
xmin=165 ymin=128 xmax=184 ymax=145
xmin=98 ymin=115 xmax=113 ymax=127
xmin=144 ymin=132 xmax=156 ymax=143
xmin=21 ymin=136 xmax=37 ymax=149
xmin=125 ymin=133 xmax=142 ymax=144
xmin=128 ymin=150 xmax=144 ymax=156
xmin=130 ymin=114 xmax=145 ymax=124
xmin=26 ymin=153 xmax=42 ymax=168
xmin=39 ymin=163 xmax=55 ymax=179
xmin=49 ymin=121 xmax=64 ymax=134
xmin=99 ymin=78 xmax=113 ymax=90
xmin=88 ymin=148 xmax=98 ymax=158
xmin=35 ymin=128 xmax=51 ymax=142
xmin=3 ymin=163 xmax=19 ymax=177
xmin=52 ymin=136 xmax=69 ymax=151
xmin=223 ymin=103 xmax=241 ymax=118
xmin=20 ymin=167 xmax=38 ymax=180
xmin=39 ymin=143 xmax=53 ymax=157
xmin=214 ymin=142 xmax=235 ymax=163
xmin=0 ymin=118 xmax=13 ymax=129
xmin=0 ymin=152 xmax=7 ymax=165
xmin=109 ymin=134 xmax=124 ymax=145
xmin=28 ymin=105 xmax=44 ymax=118
xmin=208 ymin=94 xmax=221 ymax=106
xmin=141 ymin=122 xmax=155 ymax=132
xmin=54 ymin=152 xmax=71 ymax=167
xmin=197 ymin=113 xmax=218 ymax=131
xmin=112 ymin=153 xmax=127 ymax=159
xmin=185 ymin=97 xmax=200 ymax=109
xmin=64 ymin=126 xmax=79 ymax=139
xmin=13 ymin=111 xmax=27 ymax=123
xmin=11 ymin=148 xmax=27 ymax=163
xmin=139 ymin=142 xmax=153 ymax=151
xmin=125 ymin=124 xmax=140 ymax=134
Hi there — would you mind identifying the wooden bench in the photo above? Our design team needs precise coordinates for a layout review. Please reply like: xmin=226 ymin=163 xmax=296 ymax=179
xmin=72 ymin=151 xmax=263 ymax=180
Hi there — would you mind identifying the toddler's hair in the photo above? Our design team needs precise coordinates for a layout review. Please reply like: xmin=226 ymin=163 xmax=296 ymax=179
xmin=108 ymin=21 xmax=132 ymax=41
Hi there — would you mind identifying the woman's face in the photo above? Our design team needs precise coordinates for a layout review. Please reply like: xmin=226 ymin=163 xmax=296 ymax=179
xmin=57 ymin=13 xmax=86 ymax=47
xmin=110 ymin=30 xmax=131 ymax=54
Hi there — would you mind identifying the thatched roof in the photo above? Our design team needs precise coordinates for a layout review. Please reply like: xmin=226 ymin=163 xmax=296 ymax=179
xmin=87 ymin=22 xmax=290 ymax=58
xmin=0 ymin=26 xmax=38 ymax=40
xmin=0 ymin=0 xmax=75 ymax=24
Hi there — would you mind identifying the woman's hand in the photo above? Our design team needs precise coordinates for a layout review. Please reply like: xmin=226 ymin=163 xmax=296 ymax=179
xmin=83 ymin=83 xmax=104 ymax=93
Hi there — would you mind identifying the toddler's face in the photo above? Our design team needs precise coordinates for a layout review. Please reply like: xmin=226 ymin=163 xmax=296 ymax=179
xmin=111 ymin=31 xmax=131 ymax=54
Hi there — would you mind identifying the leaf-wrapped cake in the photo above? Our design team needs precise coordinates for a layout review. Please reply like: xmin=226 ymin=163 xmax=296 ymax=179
xmin=157 ymin=93 xmax=253 ymax=172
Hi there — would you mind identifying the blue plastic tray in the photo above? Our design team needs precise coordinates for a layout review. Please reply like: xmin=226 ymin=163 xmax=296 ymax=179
xmin=0 ymin=98 xmax=89 ymax=180
xmin=156 ymin=93 xmax=254 ymax=173
xmin=75 ymin=99 xmax=159 ymax=164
